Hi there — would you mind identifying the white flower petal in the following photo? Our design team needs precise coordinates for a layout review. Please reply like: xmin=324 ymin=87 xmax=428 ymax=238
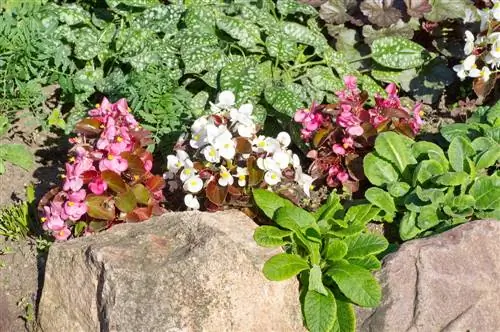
xmin=184 ymin=194 xmax=200 ymax=210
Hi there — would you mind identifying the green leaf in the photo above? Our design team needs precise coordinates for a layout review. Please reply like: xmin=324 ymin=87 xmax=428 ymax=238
xmin=131 ymin=184 xmax=151 ymax=205
xmin=262 ymin=253 xmax=310 ymax=281
xmin=0 ymin=160 xmax=5 ymax=175
xmin=434 ymin=171 xmax=469 ymax=186
xmin=57 ymin=3 xmax=90 ymax=25
xmin=344 ymin=204 xmax=380 ymax=226
xmin=416 ymin=204 xmax=441 ymax=230
xmin=365 ymin=188 xmax=396 ymax=214
xmin=0 ymin=144 xmax=33 ymax=171
xmin=253 ymin=226 xmax=292 ymax=247
xmin=399 ymin=211 xmax=420 ymax=240
xmin=476 ymin=145 xmax=500 ymax=169
xmin=277 ymin=0 xmax=317 ymax=16
xmin=471 ymin=137 xmax=496 ymax=152
xmin=101 ymin=170 xmax=127 ymax=193
xmin=275 ymin=206 xmax=316 ymax=232
xmin=408 ymin=58 xmax=455 ymax=104
xmin=348 ymin=255 xmax=382 ymax=271
xmin=73 ymin=27 xmax=100 ymax=61
xmin=469 ymin=176 xmax=500 ymax=210
xmin=371 ymin=36 xmax=428 ymax=69
xmin=413 ymin=159 xmax=445 ymax=185
xmin=425 ymin=0 xmax=477 ymax=21
xmin=324 ymin=239 xmax=348 ymax=261
xmin=266 ymin=31 xmax=298 ymax=62
xmin=282 ymin=22 xmax=327 ymax=51
xmin=133 ymin=5 xmax=182 ymax=34
xmin=85 ymin=194 xmax=115 ymax=221
xmin=309 ymin=265 xmax=329 ymax=296
xmin=264 ymin=85 xmax=304 ymax=117
xmin=374 ymin=132 xmax=416 ymax=173
xmin=306 ymin=66 xmax=344 ymax=92
xmin=220 ymin=60 xmax=262 ymax=104
xmin=448 ymin=137 xmax=475 ymax=172
xmin=344 ymin=233 xmax=389 ymax=258
xmin=115 ymin=189 xmax=137 ymax=213
xmin=363 ymin=152 xmax=400 ymax=186
xmin=332 ymin=295 xmax=356 ymax=332
xmin=303 ymin=290 xmax=338 ymax=332
xmin=412 ymin=141 xmax=449 ymax=169
xmin=440 ymin=123 xmax=479 ymax=142
xmin=327 ymin=260 xmax=381 ymax=307
xmin=253 ymin=188 xmax=291 ymax=219
xmin=216 ymin=15 xmax=262 ymax=49
xmin=387 ymin=181 xmax=411 ymax=197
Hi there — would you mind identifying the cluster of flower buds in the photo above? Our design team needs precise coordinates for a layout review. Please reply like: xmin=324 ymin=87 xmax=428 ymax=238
xmin=164 ymin=91 xmax=312 ymax=211
xmin=294 ymin=76 xmax=422 ymax=192
xmin=39 ymin=98 xmax=165 ymax=240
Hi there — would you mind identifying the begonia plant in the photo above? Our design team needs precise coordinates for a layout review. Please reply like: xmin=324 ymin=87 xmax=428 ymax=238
xmin=164 ymin=91 xmax=312 ymax=213
xmin=39 ymin=98 xmax=165 ymax=240
xmin=295 ymin=75 xmax=423 ymax=193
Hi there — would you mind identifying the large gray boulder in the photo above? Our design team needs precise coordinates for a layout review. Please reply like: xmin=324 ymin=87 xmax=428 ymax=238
xmin=38 ymin=211 xmax=305 ymax=332
xmin=357 ymin=219 xmax=500 ymax=332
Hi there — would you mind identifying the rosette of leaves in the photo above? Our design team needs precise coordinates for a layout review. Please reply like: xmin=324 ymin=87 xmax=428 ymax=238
xmin=363 ymin=121 xmax=499 ymax=240
xmin=253 ymin=189 xmax=388 ymax=332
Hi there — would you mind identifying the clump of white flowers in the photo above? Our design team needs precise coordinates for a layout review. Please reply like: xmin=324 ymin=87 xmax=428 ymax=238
xmin=454 ymin=3 xmax=500 ymax=83
xmin=164 ymin=91 xmax=312 ymax=211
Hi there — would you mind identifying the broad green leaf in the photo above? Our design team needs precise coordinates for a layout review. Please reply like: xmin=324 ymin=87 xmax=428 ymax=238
xmin=0 ymin=115 xmax=8 ymax=136
xmin=412 ymin=159 xmax=445 ymax=185
xmin=448 ymin=136 xmax=475 ymax=172
xmin=332 ymin=295 xmax=356 ymax=332
xmin=486 ymin=127 xmax=500 ymax=144
xmin=344 ymin=204 xmax=380 ymax=226
xmin=327 ymin=260 xmax=381 ymax=307
xmin=131 ymin=184 xmax=151 ymax=205
xmin=216 ymin=16 xmax=262 ymax=49
xmin=0 ymin=144 xmax=33 ymax=171
xmin=416 ymin=204 xmax=441 ymax=230
xmin=348 ymin=255 xmax=381 ymax=271
xmin=399 ymin=211 xmax=420 ymax=240
xmin=365 ymin=188 xmax=396 ymax=214
xmin=282 ymin=22 xmax=327 ymax=51
xmin=275 ymin=206 xmax=316 ymax=232
xmin=253 ymin=188 xmax=291 ymax=219
xmin=471 ymin=137 xmax=496 ymax=152
xmin=115 ymin=189 xmax=137 ymax=213
xmin=371 ymin=36 xmax=428 ymax=69
xmin=262 ymin=253 xmax=310 ymax=281
xmin=452 ymin=195 xmax=476 ymax=210
xmin=425 ymin=0 xmax=477 ymax=21
xmin=387 ymin=181 xmax=411 ymax=197
xmin=253 ymin=226 xmax=292 ymax=247
xmin=264 ymin=85 xmax=305 ymax=117
xmin=85 ymin=194 xmax=115 ymax=220
xmin=415 ymin=187 xmax=445 ymax=204
xmin=314 ymin=192 xmax=343 ymax=222
xmin=469 ymin=176 xmax=500 ymax=210
xmin=324 ymin=238 xmax=348 ymax=261
xmin=412 ymin=141 xmax=449 ymax=169
xmin=57 ymin=3 xmax=90 ymax=25
xmin=73 ymin=27 xmax=100 ymax=61
xmin=266 ymin=31 xmax=298 ymax=62
xmin=408 ymin=58 xmax=454 ymax=104
xmin=374 ymin=132 xmax=417 ymax=173
xmin=0 ymin=160 xmax=5 ymax=175
xmin=440 ymin=123 xmax=479 ymax=142
xmin=101 ymin=170 xmax=127 ymax=193
xmin=435 ymin=171 xmax=469 ymax=186
xmin=220 ymin=60 xmax=262 ymax=104
xmin=304 ymin=290 xmax=338 ymax=332
xmin=277 ymin=0 xmax=317 ymax=16
xmin=344 ymin=233 xmax=389 ymax=258
xmin=363 ymin=152 xmax=400 ymax=186
xmin=476 ymin=145 xmax=500 ymax=169
xmin=133 ymin=5 xmax=182 ymax=34
xmin=306 ymin=66 xmax=344 ymax=92
xmin=309 ymin=265 xmax=329 ymax=296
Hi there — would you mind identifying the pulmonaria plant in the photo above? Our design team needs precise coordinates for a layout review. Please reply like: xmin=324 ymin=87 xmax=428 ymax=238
xmin=164 ymin=91 xmax=312 ymax=212
xmin=39 ymin=98 xmax=166 ymax=240
xmin=453 ymin=4 xmax=500 ymax=100
xmin=295 ymin=76 xmax=422 ymax=193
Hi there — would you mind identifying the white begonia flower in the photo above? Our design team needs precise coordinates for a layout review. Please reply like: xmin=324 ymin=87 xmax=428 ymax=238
xmin=183 ymin=176 xmax=204 ymax=193
xmin=479 ymin=66 xmax=491 ymax=82
xmin=485 ymin=52 xmax=500 ymax=69
xmin=184 ymin=194 xmax=200 ymax=210
xmin=207 ymin=124 xmax=232 ymax=146
xmin=490 ymin=36 xmax=500 ymax=59
xmin=215 ymin=136 xmax=236 ymax=160
xmin=264 ymin=170 xmax=281 ymax=186
xmin=478 ymin=8 xmax=490 ymax=32
xmin=292 ymin=154 xmax=301 ymax=168
xmin=264 ymin=137 xmax=280 ymax=153
xmin=180 ymin=167 xmax=197 ymax=182
xmin=211 ymin=91 xmax=236 ymax=112
xmin=203 ymin=145 xmax=220 ymax=163
xmin=218 ymin=166 xmax=234 ymax=186
xmin=168 ymin=180 xmax=179 ymax=192
xmin=190 ymin=130 xmax=207 ymax=149
xmin=453 ymin=55 xmax=479 ymax=80
xmin=272 ymin=151 xmax=291 ymax=169
xmin=276 ymin=132 xmax=291 ymax=147
xmin=234 ymin=167 xmax=248 ymax=186
xmin=252 ymin=135 xmax=268 ymax=152
xmin=493 ymin=0 xmax=500 ymax=20
xmin=298 ymin=173 xmax=314 ymax=197
xmin=464 ymin=30 xmax=475 ymax=55
xmin=167 ymin=151 xmax=191 ymax=172
xmin=191 ymin=116 xmax=208 ymax=133
xmin=229 ymin=103 xmax=256 ymax=137
xmin=257 ymin=157 xmax=281 ymax=173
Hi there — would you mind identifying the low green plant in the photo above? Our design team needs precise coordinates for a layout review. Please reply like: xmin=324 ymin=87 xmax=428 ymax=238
xmin=0 ymin=184 xmax=36 ymax=240
xmin=0 ymin=115 xmax=34 ymax=174
xmin=252 ymin=189 xmax=388 ymax=332
xmin=363 ymin=121 xmax=499 ymax=240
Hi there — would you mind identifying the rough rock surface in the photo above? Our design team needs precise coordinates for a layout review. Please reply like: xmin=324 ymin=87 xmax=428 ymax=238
xmin=357 ymin=219 xmax=500 ymax=332
xmin=38 ymin=210 xmax=305 ymax=332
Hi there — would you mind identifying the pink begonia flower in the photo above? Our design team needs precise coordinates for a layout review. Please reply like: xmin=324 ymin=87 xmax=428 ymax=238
xmin=89 ymin=177 xmax=107 ymax=195
xmin=344 ymin=76 xmax=358 ymax=90
xmin=99 ymin=154 xmax=128 ymax=173
xmin=109 ymin=128 xmax=132 ymax=155
xmin=143 ymin=160 xmax=153 ymax=172
xmin=115 ymin=98 xmax=138 ymax=127
xmin=332 ymin=144 xmax=346 ymax=155
xmin=63 ymin=157 xmax=94 ymax=192
xmin=409 ymin=104 xmax=424 ymax=134
xmin=88 ymin=97 xmax=112 ymax=117
xmin=43 ymin=214 xmax=64 ymax=232
xmin=53 ymin=227 xmax=71 ymax=241
xmin=68 ymin=189 xmax=86 ymax=202
xmin=337 ymin=111 xmax=364 ymax=136
xmin=64 ymin=200 xmax=87 ymax=221
xmin=336 ymin=171 xmax=349 ymax=183
xmin=385 ymin=82 xmax=398 ymax=96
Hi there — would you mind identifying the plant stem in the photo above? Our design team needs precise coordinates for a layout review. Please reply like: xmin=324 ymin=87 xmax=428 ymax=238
xmin=348 ymin=54 xmax=372 ymax=64
xmin=289 ymin=60 xmax=326 ymax=71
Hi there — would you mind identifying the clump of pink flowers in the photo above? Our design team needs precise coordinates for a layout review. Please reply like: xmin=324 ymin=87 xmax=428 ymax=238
xmin=294 ymin=76 xmax=423 ymax=192
xmin=39 ymin=98 xmax=165 ymax=240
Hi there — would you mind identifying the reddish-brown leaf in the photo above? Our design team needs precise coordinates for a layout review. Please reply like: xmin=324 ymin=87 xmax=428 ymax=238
xmin=121 ymin=152 xmax=146 ymax=176
xmin=235 ymin=137 xmax=252 ymax=154
xmin=380 ymin=107 xmax=410 ymax=119
xmin=247 ymin=156 xmax=264 ymax=186
xmin=228 ymin=185 xmax=242 ymax=198
xmin=101 ymin=170 xmax=127 ymax=193
xmin=473 ymin=75 xmax=498 ymax=104
xmin=125 ymin=206 xmax=153 ymax=222
xmin=81 ymin=170 xmax=99 ymax=184
xmin=312 ymin=128 xmax=330 ymax=148
xmin=144 ymin=175 xmax=166 ymax=192
xmin=74 ymin=118 xmax=102 ymax=136
xmin=394 ymin=120 xmax=415 ymax=137
xmin=206 ymin=179 xmax=229 ymax=205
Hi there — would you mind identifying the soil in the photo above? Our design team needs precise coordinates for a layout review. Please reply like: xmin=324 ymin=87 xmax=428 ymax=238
xmin=0 ymin=109 xmax=67 ymax=332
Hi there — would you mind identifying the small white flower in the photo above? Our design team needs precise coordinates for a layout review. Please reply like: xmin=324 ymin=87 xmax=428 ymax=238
xmin=453 ymin=55 xmax=479 ymax=80
xmin=264 ymin=170 xmax=281 ymax=186
xmin=493 ymin=0 xmax=500 ymax=21
xmin=180 ymin=167 xmax=197 ymax=182
xmin=490 ymin=37 xmax=500 ymax=59
xmin=272 ymin=151 xmax=291 ymax=169
xmin=257 ymin=157 xmax=281 ymax=173
xmin=276 ymin=132 xmax=291 ymax=147
xmin=479 ymin=66 xmax=491 ymax=82
xmin=183 ymin=176 xmax=203 ymax=193
xmin=203 ymin=145 xmax=220 ymax=163
xmin=464 ymin=30 xmax=475 ymax=55
xmin=184 ymin=194 xmax=200 ymax=210
xmin=211 ymin=91 xmax=236 ymax=112
xmin=191 ymin=116 xmax=208 ymax=133
xmin=190 ymin=130 xmax=207 ymax=149
xmin=478 ymin=8 xmax=490 ymax=32
xmin=166 ymin=155 xmax=182 ymax=172
xmin=298 ymin=173 xmax=314 ymax=197
xmin=215 ymin=137 xmax=236 ymax=160
xmin=218 ymin=166 xmax=234 ymax=186
xmin=234 ymin=167 xmax=248 ymax=186
xmin=292 ymin=154 xmax=301 ymax=168
xmin=485 ymin=53 xmax=500 ymax=69
xmin=252 ymin=135 xmax=268 ymax=152
xmin=207 ymin=124 xmax=232 ymax=146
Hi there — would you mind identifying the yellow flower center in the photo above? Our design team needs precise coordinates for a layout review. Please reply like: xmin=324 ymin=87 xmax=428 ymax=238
xmin=419 ymin=111 xmax=425 ymax=117
xmin=41 ymin=217 xmax=47 ymax=222
xmin=69 ymin=157 xmax=75 ymax=163
xmin=133 ymin=175 xmax=140 ymax=181
xmin=59 ymin=230 xmax=65 ymax=236
xmin=309 ymin=184 xmax=315 ymax=190
xmin=127 ymin=107 xmax=132 ymax=113
xmin=185 ymin=169 xmax=192 ymax=175
xmin=116 ymin=136 xmax=123 ymax=142
xmin=176 ymin=161 xmax=182 ymax=167
xmin=343 ymin=143 xmax=349 ymax=148
xmin=238 ymin=175 xmax=245 ymax=180
xmin=209 ymin=149 xmax=216 ymax=157
xmin=107 ymin=154 xmax=114 ymax=160
xmin=68 ymin=201 xmax=75 ymax=207
xmin=496 ymin=46 xmax=500 ymax=52
xmin=60 ymin=174 xmax=66 ymax=179
xmin=193 ymin=134 xmax=200 ymax=141
xmin=271 ymin=174 xmax=277 ymax=179
xmin=258 ymin=141 xmax=266 ymax=147
xmin=224 ymin=143 xmax=231 ymax=149
xmin=472 ymin=64 xmax=477 ymax=69
xmin=95 ymin=104 xmax=100 ymax=108
xmin=100 ymin=124 xmax=105 ymax=129
xmin=190 ymin=180 xmax=198 ymax=186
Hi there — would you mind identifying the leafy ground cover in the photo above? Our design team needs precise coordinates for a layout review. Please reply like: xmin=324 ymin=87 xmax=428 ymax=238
xmin=0 ymin=0 xmax=499 ymax=331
